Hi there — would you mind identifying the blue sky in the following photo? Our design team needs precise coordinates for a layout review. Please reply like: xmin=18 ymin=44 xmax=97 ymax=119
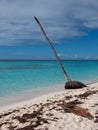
xmin=0 ymin=0 xmax=98 ymax=60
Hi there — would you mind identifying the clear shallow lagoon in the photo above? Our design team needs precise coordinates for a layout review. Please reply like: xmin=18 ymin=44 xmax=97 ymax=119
xmin=0 ymin=60 xmax=98 ymax=97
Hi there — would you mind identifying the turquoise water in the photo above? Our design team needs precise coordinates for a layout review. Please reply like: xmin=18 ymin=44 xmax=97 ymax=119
xmin=0 ymin=60 xmax=98 ymax=97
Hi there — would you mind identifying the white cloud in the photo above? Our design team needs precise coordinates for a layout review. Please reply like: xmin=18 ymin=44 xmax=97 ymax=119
xmin=0 ymin=0 xmax=98 ymax=45
xmin=57 ymin=53 xmax=62 ymax=57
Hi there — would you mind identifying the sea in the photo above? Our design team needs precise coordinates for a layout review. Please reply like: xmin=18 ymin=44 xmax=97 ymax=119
xmin=0 ymin=60 xmax=98 ymax=97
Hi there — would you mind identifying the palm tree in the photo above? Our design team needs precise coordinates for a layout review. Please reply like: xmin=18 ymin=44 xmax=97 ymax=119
xmin=34 ymin=16 xmax=87 ymax=89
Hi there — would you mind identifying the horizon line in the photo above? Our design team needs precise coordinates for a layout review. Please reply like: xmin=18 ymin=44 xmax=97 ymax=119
xmin=0 ymin=59 xmax=98 ymax=61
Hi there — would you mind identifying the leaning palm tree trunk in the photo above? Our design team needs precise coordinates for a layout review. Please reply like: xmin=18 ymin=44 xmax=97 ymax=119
xmin=34 ymin=16 xmax=70 ymax=82
xmin=34 ymin=16 xmax=87 ymax=89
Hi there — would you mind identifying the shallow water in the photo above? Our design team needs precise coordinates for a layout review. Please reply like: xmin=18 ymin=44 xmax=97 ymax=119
xmin=0 ymin=60 xmax=98 ymax=97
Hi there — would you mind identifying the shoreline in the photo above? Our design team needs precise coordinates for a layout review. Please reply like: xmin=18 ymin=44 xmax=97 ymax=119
xmin=0 ymin=84 xmax=64 ymax=108
xmin=0 ymin=79 xmax=98 ymax=107
xmin=0 ymin=82 xmax=98 ymax=130
xmin=0 ymin=82 xmax=98 ymax=112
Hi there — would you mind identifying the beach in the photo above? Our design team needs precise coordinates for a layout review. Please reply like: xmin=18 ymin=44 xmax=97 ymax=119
xmin=0 ymin=0 xmax=98 ymax=129
xmin=0 ymin=82 xmax=98 ymax=130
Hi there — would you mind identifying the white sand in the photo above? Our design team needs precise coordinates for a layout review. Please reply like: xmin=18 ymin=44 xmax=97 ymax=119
xmin=0 ymin=82 xmax=98 ymax=130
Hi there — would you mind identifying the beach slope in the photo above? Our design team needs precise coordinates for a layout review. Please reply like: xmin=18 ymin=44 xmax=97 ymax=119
xmin=0 ymin=83 xmax=98 ymax=130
